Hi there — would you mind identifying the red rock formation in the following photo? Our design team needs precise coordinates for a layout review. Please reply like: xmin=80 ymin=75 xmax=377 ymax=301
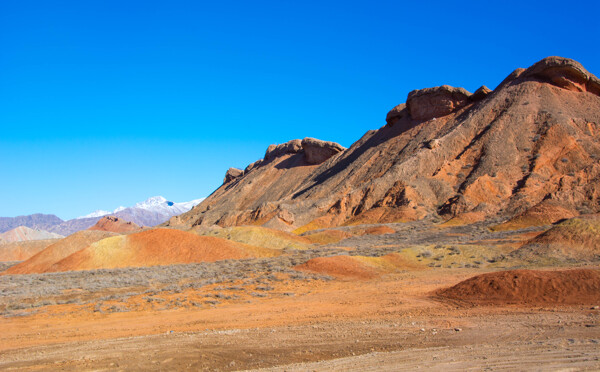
xmin=88 ymin=216 xmax=142 ymax=233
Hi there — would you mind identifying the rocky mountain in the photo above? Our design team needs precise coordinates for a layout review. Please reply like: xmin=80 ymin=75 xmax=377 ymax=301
xmin=1 ymin=196 xmax=203 ymax=236
xmin=0 ymin=226 xmax=64 ymax=242
xmin=166 ymin=57 xmax=600 ymax=233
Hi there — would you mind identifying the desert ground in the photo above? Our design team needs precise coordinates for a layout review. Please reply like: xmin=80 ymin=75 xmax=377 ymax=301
xmin=1 ymin=220 xmax=599 ymax=371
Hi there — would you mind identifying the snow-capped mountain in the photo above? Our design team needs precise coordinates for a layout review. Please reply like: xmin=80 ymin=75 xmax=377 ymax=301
xmin=2 ymin=196 xmax=205 ymax=236
xmin=76 ymin=196 xmax=204 ymax=221
xmin=76 ymin=210 xmax=112 ymax=219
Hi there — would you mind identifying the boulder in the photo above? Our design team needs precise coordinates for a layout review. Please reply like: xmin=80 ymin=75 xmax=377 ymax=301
xmin=224 ymin=168 xmax=243 ymax=184
xmin=301 ymin=137 xmax=345 ymax=165
xmin=264 ymin=139 xmax=303 ymax=161
xmin=407 ymin=85 xmax=472 ymax=121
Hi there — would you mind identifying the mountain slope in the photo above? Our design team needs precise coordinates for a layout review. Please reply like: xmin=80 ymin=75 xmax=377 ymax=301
xmin=167 ymin=57 xmax=600 ymax=232
xmin=0 ymin=214 xmax=63 ymax=234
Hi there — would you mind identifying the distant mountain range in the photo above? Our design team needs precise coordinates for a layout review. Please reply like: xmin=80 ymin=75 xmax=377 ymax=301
xmin=0 ymin=196 xmax=203 ymax=236
xmin=0 ymin=226 xmax=63 ymax=242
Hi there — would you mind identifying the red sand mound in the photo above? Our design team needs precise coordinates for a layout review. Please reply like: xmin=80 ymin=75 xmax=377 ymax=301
xmin=46 ymin=228 xmax=278 ymax=272
xmin=437 ymin=269 xmax=600 ymax=306
xmin=4 ymin=230 xmax=117 ymax=275
xmin=89 ymin=216 xmax=142 ymax=233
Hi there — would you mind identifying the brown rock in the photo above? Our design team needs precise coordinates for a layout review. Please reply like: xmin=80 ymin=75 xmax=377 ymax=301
xmin=224 ymin=167 xmax=244 ymax=184
xmin=244 ymin=160 xmax=263 ymax=174
xmin=407 ymin=85 xmax=472 ymax=121
xmin=523 ymin=56 xmax=600 ymax=96
xmin=471 ymin=85 xmax=492 ymax=101
xmin=301 ymin=137 xmax=345 ymax=165
xmin=264 ymin=139 xmax=302 ymax=161
xmin=385 ymin=103 xmax=407 ymax=126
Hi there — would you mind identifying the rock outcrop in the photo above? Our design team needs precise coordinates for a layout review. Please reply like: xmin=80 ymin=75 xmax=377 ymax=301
xmin=406 ymin=85 xmax=472 ymax=121
xmin=385 ymin=103 xmax=407 ymax=126
xmin=301 ymin=137 xmax=345 ymax=165
xmin=471 ymin=85 xmax=492 ymax=101
xmin=264 ymin=139 xmax=303 ymax=161
xmin=224 ymin=168 xmax=244 ymax=183
xmin=88 ymin=216 xmax=143 ymax=233
xmin=523 ymin=56 xmax=600 ymax=96
xmin=166 ymin=57 xmax=600 ymax=233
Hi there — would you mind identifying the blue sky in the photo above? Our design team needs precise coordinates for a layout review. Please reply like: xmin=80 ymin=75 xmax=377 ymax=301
xmin=1 ymin=0 xmax=599 ymax=219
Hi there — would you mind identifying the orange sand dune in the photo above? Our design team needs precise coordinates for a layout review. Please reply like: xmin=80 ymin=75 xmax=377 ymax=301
xmin=295 ymin=253 xmax=425 ymax=279
xmin=46 ymin=228 xmax=278 ymax=272
xmin=4 ymin=230 xmax=118 ymax=274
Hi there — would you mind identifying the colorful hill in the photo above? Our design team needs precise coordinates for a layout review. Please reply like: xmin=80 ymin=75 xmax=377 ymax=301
xmin=43 ymin=228 xmax=278 ymax=273
xmin=0 ymin=239 xmax=60 ymax=262
xmin=512 ymin=214 xmax=600 ymax=262
xmin=4 ymin=230 xmax=118 ymax=274
xmin=197 ymin=225 xmax=312 ymax=250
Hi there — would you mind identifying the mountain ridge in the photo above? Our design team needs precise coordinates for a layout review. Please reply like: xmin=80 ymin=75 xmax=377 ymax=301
xmin=1 ymin=196 xmax=203 ymax=235
xmin=166 ymin=56 xmax=600 ymax=233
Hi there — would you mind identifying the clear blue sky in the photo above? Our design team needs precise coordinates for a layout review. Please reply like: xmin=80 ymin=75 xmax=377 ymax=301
xmin=1 ymin=0 xmax=598 ymax=219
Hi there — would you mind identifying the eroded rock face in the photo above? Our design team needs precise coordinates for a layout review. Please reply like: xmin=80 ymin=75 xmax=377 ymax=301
xmin=407 ymin=85 xmax=472 ymax=121
xmin=224 ymin=168 xmax=243 ymax=183
xmin=471 ymin=85 xmax=492 ymax=101
xmin=385 ymin=103 xmax=407 ymax=126
xmin=264 ymin=139 xmax=303 ymax=161
xmin=301 ymin=137 xmax=345 ymax=165
xmin=524 ymin=56 xmax=600 ymax=96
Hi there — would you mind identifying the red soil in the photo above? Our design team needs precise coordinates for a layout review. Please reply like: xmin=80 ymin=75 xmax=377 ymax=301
xmin=437 ymin=269 xmax=600 ymax=306
xmin=295 ymin=255 xmax=378 ymax=279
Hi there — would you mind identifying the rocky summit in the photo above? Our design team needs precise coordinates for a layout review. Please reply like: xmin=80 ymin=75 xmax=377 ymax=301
xmin=166 ymin=56 xmax=600 ymax=233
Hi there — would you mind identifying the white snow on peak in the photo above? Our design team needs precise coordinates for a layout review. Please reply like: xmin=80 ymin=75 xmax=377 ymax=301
xmin=134 ymin=196 xmax=168 ymax=210
xmin=76 ymin=196 xmax=204 ymax=221
xmin=131 ymin=196 xmax=204 ymax=214
xmin=76 ymin=210 xmax=111 ymax=219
